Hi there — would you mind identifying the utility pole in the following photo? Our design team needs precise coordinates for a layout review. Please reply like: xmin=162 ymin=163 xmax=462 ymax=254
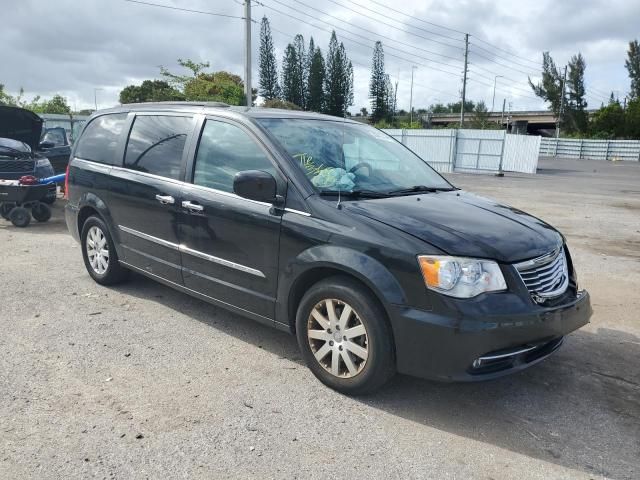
xmin=500 ymin=98 xmax=506 ymax=127
xmin=409 ymin=66 xmax=417 ymax=126
xmin=93 ymin=88 xmax=103 ymax=111
xmin=491 ymin=75 xmax=503 ymax=112
xmin=393 ymin=79 xmax=398 ymax=126
xmin=459 ymin=33 xmax=469 ymax=127
xmin=244 ymin=0 xmax=252 ymax=107
xmin=556 ymin=65 xmax=567 ymax=139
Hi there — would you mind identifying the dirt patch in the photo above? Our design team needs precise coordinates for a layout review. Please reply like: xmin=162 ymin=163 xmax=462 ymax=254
xmin=611 ymin=201 xmax=640 ymax=211
xmin=587 ymin=238 xmax=640 ymax=260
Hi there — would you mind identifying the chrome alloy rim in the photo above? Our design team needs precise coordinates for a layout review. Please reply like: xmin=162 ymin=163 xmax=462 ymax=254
xmin=307 ymin=299 xmax=369 ymax=378
xmin=86 ymin=226 xmax=109 ymax=275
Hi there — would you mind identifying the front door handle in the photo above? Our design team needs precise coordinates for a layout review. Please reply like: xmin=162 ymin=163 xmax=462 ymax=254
xmin=182 ymin=200 xmax=204 ymax=213
xmin=155 ymin=194 xmax=175 ymax=205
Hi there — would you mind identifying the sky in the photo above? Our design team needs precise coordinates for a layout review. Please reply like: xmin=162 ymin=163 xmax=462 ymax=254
xmin=1 ymin=0 xmax=638 ymax=113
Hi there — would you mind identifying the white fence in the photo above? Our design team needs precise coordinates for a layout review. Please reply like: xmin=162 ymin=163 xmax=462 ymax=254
xmin=383 ymin=129 xmax=541 ymax=174
xmin=540 ymin=137 xmax=640 ymax=161
xmin=41 ymin=113 xmax=88 ymax=143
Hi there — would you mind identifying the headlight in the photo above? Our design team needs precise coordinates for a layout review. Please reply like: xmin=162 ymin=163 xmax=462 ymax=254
xmin=36 ymin=158 xmax=51 ymax=167
xmin=417 ymin=255 xmax=507 ymax=298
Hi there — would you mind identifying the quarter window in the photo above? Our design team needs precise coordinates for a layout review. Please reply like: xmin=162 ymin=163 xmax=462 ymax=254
xmin=193 ymin=120 xmax=276 ymax=193
xmin=124 ymin=115 xmax=193 ymax=180
xmin=74 ymin=113 xmax=128 ymax=165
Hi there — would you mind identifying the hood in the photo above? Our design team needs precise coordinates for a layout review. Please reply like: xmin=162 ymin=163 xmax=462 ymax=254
xmin=0 ymin=106 xmax=44 ymax=151
xmin=343 ymin=191 xmax=562 ymax=264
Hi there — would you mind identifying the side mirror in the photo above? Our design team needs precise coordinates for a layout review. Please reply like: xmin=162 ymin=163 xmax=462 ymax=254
xmin=39 ymin=141 xmax=55 ymax=149
xmin=233 ymin=170 xmax=279 ymax=204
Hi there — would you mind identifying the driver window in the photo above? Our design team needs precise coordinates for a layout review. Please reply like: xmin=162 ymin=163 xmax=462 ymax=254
xmin=193 ymin=120 xmax=276 ymax=193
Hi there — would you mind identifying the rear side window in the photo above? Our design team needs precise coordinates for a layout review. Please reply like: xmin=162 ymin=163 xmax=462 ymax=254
xmin=193 ymin=120 xmax=276 ymax=193
xmin=74 ymin=113 xmax=127 ymax=165
xmin=124 ymin=115 xmax=193 ymax=180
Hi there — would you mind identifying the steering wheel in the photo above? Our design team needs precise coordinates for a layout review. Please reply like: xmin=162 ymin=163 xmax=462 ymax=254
xmin=349 ymin=162 xmax=373 ymax=176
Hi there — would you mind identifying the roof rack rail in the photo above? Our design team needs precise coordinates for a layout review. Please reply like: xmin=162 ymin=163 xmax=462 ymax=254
xmin=125 ymin=101 xmax=230 ymax=108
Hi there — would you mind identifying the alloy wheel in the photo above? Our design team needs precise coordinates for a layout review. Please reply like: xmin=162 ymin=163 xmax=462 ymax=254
xmin=307 ymin=298 xmax=369 ymax=378
xmin=86 ymin=225 xmax=109 ymax=275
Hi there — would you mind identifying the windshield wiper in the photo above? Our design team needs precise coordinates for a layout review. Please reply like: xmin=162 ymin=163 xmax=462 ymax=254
xmin=387 ymin=185 xmax=455 ymax=195
xmin=319 ymin=189 xmax=391 ymax=199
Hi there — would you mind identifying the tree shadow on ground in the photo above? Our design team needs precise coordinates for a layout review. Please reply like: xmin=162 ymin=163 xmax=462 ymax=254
xmin=116 ymin=274 xmax=640 ymax=480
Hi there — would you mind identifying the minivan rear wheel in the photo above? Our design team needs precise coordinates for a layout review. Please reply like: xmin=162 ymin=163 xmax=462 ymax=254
xmin=81 ymin=216 xmax=129 ymax=285
xmin=296 ymin=276 xmax=395 ymax=395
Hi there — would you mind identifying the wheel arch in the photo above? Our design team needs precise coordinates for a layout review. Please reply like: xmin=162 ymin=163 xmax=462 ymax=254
xmin=278 ymin=245 xmax=407 ymax=335
xmin=76 ymin=193 xmax=123 ymax=258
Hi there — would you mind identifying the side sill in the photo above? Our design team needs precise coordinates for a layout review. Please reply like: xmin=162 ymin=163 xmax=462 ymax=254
xmin=119 ymin=260 xmax=276 ymax=330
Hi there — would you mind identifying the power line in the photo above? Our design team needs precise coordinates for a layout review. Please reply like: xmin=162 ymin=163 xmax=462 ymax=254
xmin=322 ymin=0 xmax=465 ymax=47
xmin=265 ymin=0 xmax=463 ymax=67
xmin=258 ymin=0 xmax=463 ymax=76
xmin=368 ymin=0 xmax=466 ymax=35
xmin=123 ymin=0 xmax=245 ymax=19
xmin=469 ymin=42 xmax=541 ymax=73
xmin=471 ymin=36 xmax=543 ymax=68
xmin=259 ymin=9 xmax=461 ymax=101
xmin=469 ymin=46 xmax=539 ymax=77
xmin=467 ymin=77 xmax=540 ymax=102
xmin=359 ymin=0 xmax=617 ymax=107
xmin=469 ymin=65 xmax=543 ymax=99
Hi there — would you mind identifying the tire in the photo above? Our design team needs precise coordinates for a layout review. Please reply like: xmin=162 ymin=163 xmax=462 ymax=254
xmin=80 ymin=215 xmax=129 ymax=285
xmin=295 ymin=276 xmax=395 ymax=395
xmin=0 ymin=203 xmax=14 ymax=220
xmin=31 ymin=203 xmax=52 ymax=222
xmin=9 ymin=207 xmax=31 ymax=228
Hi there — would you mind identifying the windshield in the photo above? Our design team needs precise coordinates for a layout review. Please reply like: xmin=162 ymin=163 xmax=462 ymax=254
xmin=257 ymin=118 xmax=453 ymax=196
xmin=41 ymin=128 xmax=67 ymax=147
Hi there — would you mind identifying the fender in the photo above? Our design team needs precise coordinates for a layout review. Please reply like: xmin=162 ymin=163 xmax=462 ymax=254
xmin=76 ymin=191 xmax=125 ymax=259
xmin=275 ymin=244 xmax=407 ymax=330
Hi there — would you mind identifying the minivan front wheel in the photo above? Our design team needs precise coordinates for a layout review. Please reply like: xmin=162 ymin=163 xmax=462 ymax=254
xmin=81 ymin=216 xmax=129 ymax=285
xmin=296 ymin=276 xmax=395 ymax=395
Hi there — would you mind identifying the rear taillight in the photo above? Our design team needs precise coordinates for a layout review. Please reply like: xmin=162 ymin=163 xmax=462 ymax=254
xmin=64 ymin=164 xmax=70 ymax=199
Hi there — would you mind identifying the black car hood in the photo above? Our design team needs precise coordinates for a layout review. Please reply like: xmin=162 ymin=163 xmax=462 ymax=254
xmin=0 ymin=105 xmax=43 ymax=151
xmin=343 ymin=191 xmax=562 ymax=263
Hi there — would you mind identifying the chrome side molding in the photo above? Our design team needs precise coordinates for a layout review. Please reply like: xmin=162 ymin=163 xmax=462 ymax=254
xmin=118 ymin=225 xmax=265 ymax=278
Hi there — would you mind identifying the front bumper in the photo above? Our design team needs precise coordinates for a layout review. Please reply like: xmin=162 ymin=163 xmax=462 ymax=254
xmin=390 ymin=290 xmax=592 ymax=381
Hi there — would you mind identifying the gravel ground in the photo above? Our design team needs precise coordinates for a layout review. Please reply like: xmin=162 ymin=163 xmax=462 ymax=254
xmin=0 ymin=158 xmax=638 ymax=480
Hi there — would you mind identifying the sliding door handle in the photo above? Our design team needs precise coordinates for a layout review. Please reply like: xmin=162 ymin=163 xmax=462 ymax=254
xmin=155 ymin=194 xmax=175 ymax=205
xmin=182 ymin=200 xmax=204 ymax=213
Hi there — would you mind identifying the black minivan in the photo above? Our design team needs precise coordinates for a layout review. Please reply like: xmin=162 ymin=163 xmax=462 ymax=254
xmin=66 ymin=102 xmax=591 ymax=394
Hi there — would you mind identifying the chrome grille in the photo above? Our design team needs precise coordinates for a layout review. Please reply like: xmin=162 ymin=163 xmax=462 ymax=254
xmin=515 ymin=247 xmax=569 ymax=300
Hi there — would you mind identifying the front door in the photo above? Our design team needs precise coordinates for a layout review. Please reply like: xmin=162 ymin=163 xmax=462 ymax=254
xmin=108 ymin=113 xmax=196 ymax=284
xmin=179 ymin=118 xmax=284 ymax=321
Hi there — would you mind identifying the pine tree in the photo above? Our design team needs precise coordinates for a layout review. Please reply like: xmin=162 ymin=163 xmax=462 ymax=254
xmin=384 ymin=74 xmax=396 ymax=120
xmin=566 ymin=53 xmax=588 ymax=134
xmin=259 ymin=16 xmax=280 ymax=101
xmin=324 ymin=31 xmax=354 ymax=116
xmin=307 ymin=45 xmax=325 ymax=112
xmin=305 ymin=37 xmax=315 ymax=108
xmin=529 ymin=52 xmax=564 ymax=117
xmin=369 ymin=41 xmax=388 ymax=122
xmin=293 ymin=34 xmax=307 ymax=110
xmin=282 ymin=43 xmax=298 ymax=105
xmin=281 ymin=44 xmax=300 ymax=106
xmin=346 ymin=59 xmax=354 ymax=111
xmin=626 ymin=39 xmax=640 ymax=99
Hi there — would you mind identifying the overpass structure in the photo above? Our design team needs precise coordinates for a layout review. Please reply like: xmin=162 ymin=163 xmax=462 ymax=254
xmin=426 ymin=110 xmax=597 ymax=136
